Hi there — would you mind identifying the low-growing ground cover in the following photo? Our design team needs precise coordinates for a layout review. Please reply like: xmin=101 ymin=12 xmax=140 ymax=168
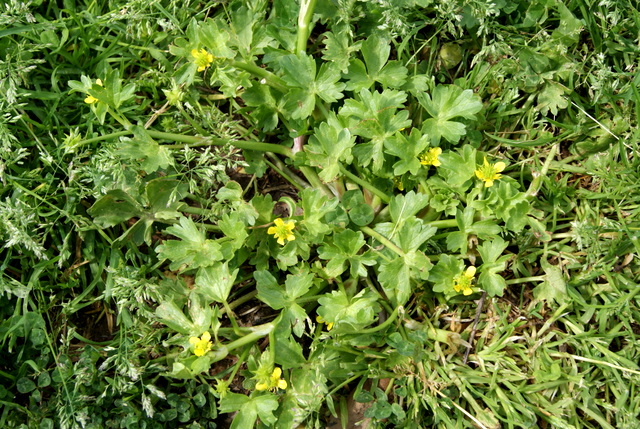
xmin=1 ymin=0 xmax=639 ymax=428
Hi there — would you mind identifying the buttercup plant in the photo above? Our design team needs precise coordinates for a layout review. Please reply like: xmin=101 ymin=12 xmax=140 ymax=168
xmin=71 ymin=2 xmax=542 ymax=424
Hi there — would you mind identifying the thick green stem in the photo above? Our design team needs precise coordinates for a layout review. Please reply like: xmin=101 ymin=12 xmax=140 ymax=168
xmin=107 ymin=107 xmax=132 ymax=129
xmin=148 ymin=130 xmax=293 ymax=156
xmin=429 ymin=219 xmax=458 ymax=229
xmin=225 ymin=323 xmax=274 ymax=353
xmin=264 ymin=155 xmax=307 ymax=191
xmin=339 ymin=165 xmax=390 ymax=204
xmin=229 ymin=60 xmax=288 ymax=93
xmin=360 ymin=226 xmax=405 ymax=257
xmin=299 ymin=165 xmax=335 ymax=198
xmin=505 ymin=276 xmax=546 ymax=284
xmin=76 ymin=129 xmax=293 ymax=157
xmin=296 ymin=0 xmax=318 ymax=54
xmin=357 ymin=306 xmax=401 ymax=334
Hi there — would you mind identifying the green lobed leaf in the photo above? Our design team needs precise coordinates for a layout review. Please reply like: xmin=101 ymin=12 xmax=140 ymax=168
xmin=318 ymin=229 xmax=376 ymax=277
xmin=219 ymin=393 xmax=279 ymax=429
xmin=304 ymin=113 xmax=355 ymax=182
xmin=317 ymin=288 xmax=380 ymax=332
xmin=428 ymin=254 xmax=463 ymax=294
xmin=322 ymin=25 xmax=361 ymax=72
xmin=344 ymin=34 xmax=408 ymax=91
xmin=155 ymin=301 xmax=194 ymax=335
xmin=118 ymin=126 xmax=173 ymax=173
xmin=477 ymin=237 xmax=510 ymax=296
xmin=384 ymin=128 xmax=431 ymax=176
xmin=340 ymin=88 xmax=411 ymax=171
xmin=156 ymin=217 xmax=223 ymax=271
xmin=88 ymin=190 xmax=143 ymax=228
xmin=438 ymin=145 xmax=477 ymax=188
xmin=389 ymin=191 xmax=430 ymax=226
xmin=299 ymin=188 xmax=339 ymax=239
xmin=416 ymin=85 xmax=482 ymax=144
xmin=537 ymin=81 xmax=569 ymax=116
xmin=195 ymin=262 xmax=239 ymax=303
xmin=533 ymin=259 xmax=567 ymax=303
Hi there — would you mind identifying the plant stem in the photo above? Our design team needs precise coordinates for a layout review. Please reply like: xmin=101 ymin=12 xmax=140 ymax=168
xmin=222 ymin=300 xmax=242 ymax=335
xmin=228 ymin=60 xmax=288 ymax=93
xmin=339 ymin=165 xmax=390 ymax=204
xmin=429 ymin=219 xmax=458 ymax=229
xmin=360 ymin=226 xmax=404 ymax=257
xmin=505 ymin=276 xmax=546 ymax=284
xmin=296 ymin=0 xmax=318 ymax=54
xmin=299 ymin=165 xmax=335 ymax=197
xmin=526 ymin=143 xmax=559 ymax=198
xmin=357 ymin=306 xmax=401 ymax=334
xmin=76 ymin=129 xmax=294 ymax=157
xmin=264 ymin=155 xmax=307 ymax=191
xmin=225 ymin=322 xmax=274 ymax=352
xmin=149 ymin=130 xmax=293 ymax=156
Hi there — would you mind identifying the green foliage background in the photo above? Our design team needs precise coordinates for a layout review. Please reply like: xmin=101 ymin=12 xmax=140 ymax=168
xmin=1 ymin=0 xmax=640 ymax=428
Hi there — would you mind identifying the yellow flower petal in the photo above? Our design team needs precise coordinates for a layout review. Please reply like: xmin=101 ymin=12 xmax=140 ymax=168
xmin=465 ymin=266 xmax=476 ymax=278
xmin=191 ymin=48 xmax=214 ymax=72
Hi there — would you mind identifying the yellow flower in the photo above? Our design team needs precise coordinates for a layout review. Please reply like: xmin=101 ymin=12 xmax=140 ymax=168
xmin=189 ymin=331 xmax=213 ymax=357
xmin=267 ymin=218 xmax=296 ymax=245
xmin=84 ymin=78 xmax=103 ymax=104
xmin=453 ymin=266 xmax=476 ymax=296
xmin=419 ymin=147 xmax=442 ymax=167
xmin=392 ymin=177 xmax=405 ymax=191
xmin=255 ymin=367 xmax=287 ymax=392
xmin=191 ymin=48 xmax=214 ymax=72
xmin=475 ymin=157 xmax=506 ymax=187
xmin=316 ymin=315 xmax=334 ymax=331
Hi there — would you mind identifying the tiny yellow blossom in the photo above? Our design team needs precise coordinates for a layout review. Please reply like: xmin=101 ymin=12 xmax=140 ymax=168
xmin=189 ymin=331 xmax=213 ymax=357
xmin=316 ymin=315 xmax=334 ymax=331
xmin=256 ymin=367 xmax=287 ymax=392
xmin=191 ymin=48 xmax=214 ymax=72
xmin=84 ymin=78 xmax=103 ymax=104
xmin=392 ymin=177 xmax=405 ymax=191
xmin=267 ymin=218 xmax=296 ymax=245
xmin=475 ymin=157 xmax=506 ymax=187
xmin=453 ymin=266 xmax=476 ymax=296
xmin=419 ymin=147 xmax=442 ymax=167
